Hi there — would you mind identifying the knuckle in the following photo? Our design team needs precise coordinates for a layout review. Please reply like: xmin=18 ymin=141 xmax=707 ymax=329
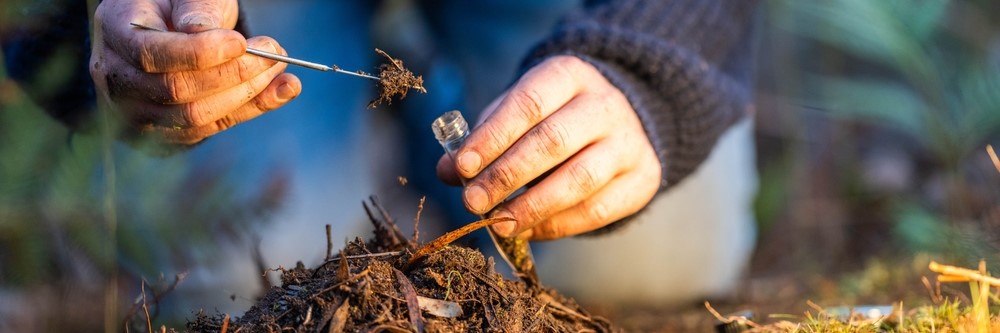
xmin=514 ymin=197 xmax=547 ymax=225
xmin=138 ymin=43 xmax=158 ymax=73
xmin=566 ymin=162 xmax=601 ymax=194
xmin=483 ymin=122 xmax=512 ymax=154
xmin=235 ymin=55 xmax=254 ymax=82
xmin=511 ymin=88 xmax=545 ymax=124
xmin=192 ymin=40 xmax=216 ymax=70
xmin=214 ymin=116 xmax=238 ymax=131
xmin=180 ymin=104 xmax=208 ymax=127
xmin=161 ymin=72 xmax=196 ymax=103
xmin=535 ymin=220 xmax=564 ymax=240
xmin=488 ymin=162 xmax=519 ymax=190
xmin=252 ymin=93 xmax=277 ymax=112
xmin=584 ymin=200 xmax=612 ymax=224
xmin=547 ymin=56 xmax=583 ymax=80
xmin=533 ymin=120 xmax=570 ymax=157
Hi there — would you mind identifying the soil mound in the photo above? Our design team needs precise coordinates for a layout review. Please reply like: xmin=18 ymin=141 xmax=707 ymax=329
xmin=182 ymin=200 xmax=616 ymax=333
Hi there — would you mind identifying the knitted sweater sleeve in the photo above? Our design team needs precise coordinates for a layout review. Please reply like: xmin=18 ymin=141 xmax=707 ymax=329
xmin=522 ymin=0 xmax=758 ymax=197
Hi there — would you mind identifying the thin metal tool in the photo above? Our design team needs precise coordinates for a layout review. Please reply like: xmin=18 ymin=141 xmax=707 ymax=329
xmin=129 ymin=22 xmax=381 ymax=81
xmin=432 ymin=111 xmax=540 ymax=286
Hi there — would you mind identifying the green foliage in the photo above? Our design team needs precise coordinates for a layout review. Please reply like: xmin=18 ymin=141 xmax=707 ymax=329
xmin=758 ymin=0 xmax=1000 ymax=266
xmin=770 ymin=0 xmax=1000 ymax=160
xmin=0 ymin=48 xmax=283 ymax=287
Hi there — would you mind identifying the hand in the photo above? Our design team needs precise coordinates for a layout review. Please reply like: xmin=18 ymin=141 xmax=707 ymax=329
xmin=89 ymin=0 xmax=302 ymax=145
xmin=437 ymin=56 xmax=661 ymax=240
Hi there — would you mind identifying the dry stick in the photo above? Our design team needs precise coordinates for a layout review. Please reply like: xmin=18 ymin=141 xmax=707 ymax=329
xmin=337 ymin=250 xmax=350 ymax=282
xmin=220 ymin=314 xmax=230 ymax=333
xmin=370 ymin=324 xmax=411 ymax=333
xmin=326 ymin=224 xmax=333 ymax=261
xmin=315 ymin=268 xmax=372 ymax=295
xmin=537 ymin=293 xmax=594 ymax=325
xmin=929 ymin=261 xmax=1000 ymax=287
xmin=373 ymin=196 xmax=409 ymax=243
xmin=407 ymin=217 xmax=516 ymax=267
xmin=123 ymin=274 xmax=188 ymax=332
xmin=150 ymin=272 xmax=188 ymax=314
xmin=142 ymin=281 xmax=152 ymax=333
xmin=988 ymin=145 xmax=1000 ymax=174
xmin=252 ymin=237 xmax=272 ymax=291
xmin=524 ymin=303 xmax=550 ymax=332
xmin=457 ymin=263 xmax=512 ymax=303
xmin=312 ymin=251 xmax=404 ymax=278
xmin=376 ymin=48 xmax=404 ymax=71
xmin=806 ymin=299 xmax=827 ymax=314
xmin=921 ymin=276 xmax=943 ymax=304
xmin=413 ymin=196 xmax=426 ymax=246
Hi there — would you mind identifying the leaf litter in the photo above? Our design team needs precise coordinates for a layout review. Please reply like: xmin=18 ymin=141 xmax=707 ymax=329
xmin=177 ymin=197 xmax=617 ymax=333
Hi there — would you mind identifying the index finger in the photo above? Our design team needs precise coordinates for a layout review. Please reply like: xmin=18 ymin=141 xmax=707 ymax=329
xmin=102 ymin=2 xmax=245 ymax=73
xmin=455 ymin=56 xmax=584 ymax=179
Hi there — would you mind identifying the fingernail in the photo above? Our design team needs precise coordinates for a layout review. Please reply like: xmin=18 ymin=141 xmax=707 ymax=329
xmin=464 ymin=184 xmax=489 ymax=213
xmin=457 ymin=151 xmax=481 ymax=175
xmin=277 ymin=83 xmax=296 ymax=101
xmin=491 ymin=210 xmax=516 ymax=237
xmin=180 ymin=14 xmax=217 ymax=29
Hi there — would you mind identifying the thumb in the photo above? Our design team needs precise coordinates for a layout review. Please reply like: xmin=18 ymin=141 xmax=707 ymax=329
xmin=172 ymin=0 xmax=239 ymax=33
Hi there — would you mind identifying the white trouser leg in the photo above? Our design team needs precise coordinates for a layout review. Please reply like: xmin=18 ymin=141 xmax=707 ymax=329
xmin=536 ymin=118 xmax=758 ymax=305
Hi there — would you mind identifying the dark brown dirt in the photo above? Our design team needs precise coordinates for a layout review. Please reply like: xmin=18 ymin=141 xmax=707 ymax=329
xmin=179 ymin=199 xmax=616 ymax=333
xmin=368 ymin=48 xmax=426 ymax=109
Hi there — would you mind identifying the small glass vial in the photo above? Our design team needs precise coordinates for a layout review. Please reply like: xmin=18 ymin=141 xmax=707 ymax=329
xmin=431 ymin=110 xmax=469 ymax=160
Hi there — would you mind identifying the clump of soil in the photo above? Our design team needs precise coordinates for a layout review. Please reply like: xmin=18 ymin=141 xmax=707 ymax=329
xmin=180 ymin=199 xmax=616 ymax=333
xmin=368 ymin=48 xmax=426 ymax=108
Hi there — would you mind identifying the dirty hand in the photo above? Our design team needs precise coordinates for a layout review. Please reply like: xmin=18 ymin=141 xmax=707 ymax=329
xmin=437 ymin=56 xmax=661 ymax=241
xmin=90 ymin=0 xmax=301 ymax=145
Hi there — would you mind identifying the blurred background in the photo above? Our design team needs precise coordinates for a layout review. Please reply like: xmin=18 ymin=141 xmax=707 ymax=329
xmin=1 ymin=0 xmax=1000 ymax=332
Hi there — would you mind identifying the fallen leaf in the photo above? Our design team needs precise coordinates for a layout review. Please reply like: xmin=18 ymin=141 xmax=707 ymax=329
xmin=416 ymin=296 xmax=464 ymax=318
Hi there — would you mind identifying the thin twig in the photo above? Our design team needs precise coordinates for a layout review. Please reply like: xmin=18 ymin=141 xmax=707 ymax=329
xmin=326 ymin=251 xmax=404 ymax=260
xmin=413 ymin=196 xmax=425 ymax=246
xmin=311 ymin=251 xmax=403 ymax=279
xmin=142 ymin=281 xmax=152 ymax=333
xmin=371 ymin=196 xmax=409 ymax=243
xmin=252 ymin=237 xmax=271 ymax=291
xmin=407 ymin=217 xmax=516 ymax=267
xmin=524 ymin=303 xmax=549 ymax=332
xmin=220 ymin=314 xmax=230 ymax=333
xmin=930 ymin=261 xmax=1000 ymax=287
xmin=123 ymin=273 xmax=188 ymax=332
xmin=988 ymin=145 xmax=1000 ymax=174
xmin=315 ymin=268 xmax=372 ymax=296
xmin=326 ymin=224 xmax=333 ymax=261
xmin=375 ymin=48 xmax=404 ymax=71
xmin=921 ymin=276 xmax=942 ymax=304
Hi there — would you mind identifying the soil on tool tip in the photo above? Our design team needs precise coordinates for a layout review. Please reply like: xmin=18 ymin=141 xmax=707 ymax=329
xmin=368 ymin=48 xmax=426 ymax=108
